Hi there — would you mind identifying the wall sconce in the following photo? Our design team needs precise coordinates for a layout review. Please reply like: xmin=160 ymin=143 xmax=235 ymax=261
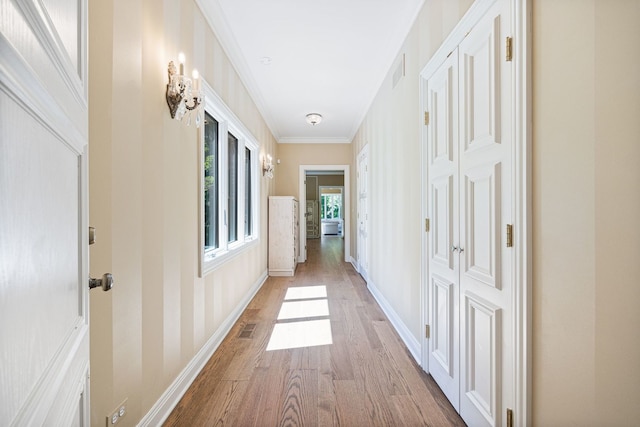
xmin=166 ymin=52 xmax=204 ymax=127
xmin=263 ymin=154 xmax=274 ymax=179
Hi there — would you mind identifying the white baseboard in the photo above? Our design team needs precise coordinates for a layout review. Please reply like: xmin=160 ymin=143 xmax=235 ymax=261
xmin=137 ymin=270 xmax=269 ymax=427
xmin=349 ymin=256 xmax=358 ymax=272
xmin=366 ymin=279 xmax=421 ymax=365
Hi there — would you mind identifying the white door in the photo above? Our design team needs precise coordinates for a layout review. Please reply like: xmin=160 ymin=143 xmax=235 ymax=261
xmin=458 ymin=1 xmax=512 ymax=423
xmin=426 ymin=50 xmax=460 ymax=409
xmin=426 ymin=0 xmax=513 ymax=425
xmin=0 ymin=1 xmax=93 ymax=425
xmin=357 ymin=145 xmax=370 ymax=281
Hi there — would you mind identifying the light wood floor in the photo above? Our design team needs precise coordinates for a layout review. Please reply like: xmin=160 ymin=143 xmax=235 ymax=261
xmin=164 ymin=236 xmax=465 ymax=426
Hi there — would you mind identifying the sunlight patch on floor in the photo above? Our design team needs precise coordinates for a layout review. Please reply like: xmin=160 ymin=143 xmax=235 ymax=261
xmin=277 ymin=299 xmax=329 ymax=320
xmin=266 ymin=319 xmax=333 ymax=351
xmin=284 ymin=285 xmax=327 ymax=300
xmin=267 ymin=285 xmax=333 ymax=351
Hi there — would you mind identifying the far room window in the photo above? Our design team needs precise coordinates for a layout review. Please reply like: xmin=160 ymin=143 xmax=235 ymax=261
xmin=321 ymin=193 xmax=342 ymax=220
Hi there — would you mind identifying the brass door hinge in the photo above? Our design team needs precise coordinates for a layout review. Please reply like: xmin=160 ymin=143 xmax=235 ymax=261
xmin=425 ymin=324 xmax=431 ymax=339
xmin=425 ymin=218 xmax=430 ymax=232
xmin=506 ymin=224 xmax=513 ymax=247
xmin=506 ymin=37 xmax=513 ymax=61
xmin=507 ymin=408 xmax=514 ymax=427
xmin=424 ymin=111 xmax=430 ymax=125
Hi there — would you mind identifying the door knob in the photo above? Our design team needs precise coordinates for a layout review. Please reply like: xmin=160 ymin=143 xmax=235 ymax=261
xmin=89 ymin=273 xmax=114 ymax=291
xmin=451 ymin=246 xmax=459 ymax=252
xmin=459 ymin=247 xmax=464 ymax=253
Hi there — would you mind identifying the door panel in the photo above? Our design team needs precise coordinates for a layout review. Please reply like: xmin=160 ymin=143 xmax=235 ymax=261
xmin=463 ymin=292 xmax=502 ymax=427
xmin=432 ymin=275 xmax=454 ymax=374
xmin=432 ymin=176 xmax=454 ymax=269
xmin=464 ymin=163 xmax=501 ymax=289
xmin=0 ymin=0 xmax=89 ymax=425
xmin=461 ymin=12 xmax=502 ymax=152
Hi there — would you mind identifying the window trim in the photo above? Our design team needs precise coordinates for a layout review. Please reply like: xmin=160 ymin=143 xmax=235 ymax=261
xmin=199 ymin=80 xmax=260 ymax=277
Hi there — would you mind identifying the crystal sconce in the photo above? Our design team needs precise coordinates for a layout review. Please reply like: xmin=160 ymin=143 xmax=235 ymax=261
xmin=166 ymin=53 xmax=204 ymax=126
xmin=263 ymin=154 xmax=274 ymax=179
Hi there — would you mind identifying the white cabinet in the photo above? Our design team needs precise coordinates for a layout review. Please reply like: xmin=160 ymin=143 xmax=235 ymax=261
xmin=269 ymin=196 xmax=299 ymax=276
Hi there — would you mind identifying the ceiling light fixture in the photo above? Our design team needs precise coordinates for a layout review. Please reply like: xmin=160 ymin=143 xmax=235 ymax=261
xmin=305 ymin=113 xmax=322 ymax=126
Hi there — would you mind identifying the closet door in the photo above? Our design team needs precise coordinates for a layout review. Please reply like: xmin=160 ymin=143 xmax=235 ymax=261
xmin=427 ymin=51 xmax=460 ymax=409
xmin=458 ymin=0 xmax=513 ymax=425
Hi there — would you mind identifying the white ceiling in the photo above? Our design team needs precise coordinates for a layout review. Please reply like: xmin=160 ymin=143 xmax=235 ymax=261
xmin=197 ymin=0 xmax=424 ymax=143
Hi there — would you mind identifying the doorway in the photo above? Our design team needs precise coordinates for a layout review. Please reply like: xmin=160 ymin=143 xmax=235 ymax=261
xmin=319 ymin=186 xmax=344 ymax=237
xmin=298 ymin=165 xmax=350 ymax=263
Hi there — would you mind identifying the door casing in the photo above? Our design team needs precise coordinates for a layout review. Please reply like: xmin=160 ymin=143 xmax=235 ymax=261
xmin=298 ymin=165 xmax=350 ymax=263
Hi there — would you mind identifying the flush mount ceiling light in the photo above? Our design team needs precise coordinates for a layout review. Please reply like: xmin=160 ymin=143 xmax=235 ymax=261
xmin=305 ymin=113 xmax=323 ymax=126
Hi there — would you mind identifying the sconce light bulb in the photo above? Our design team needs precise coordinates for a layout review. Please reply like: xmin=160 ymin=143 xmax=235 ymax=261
xmin=192 ymin=69 xmax=199 ymax=79
xmin=178 ymin=52 xmax=185 ymax=75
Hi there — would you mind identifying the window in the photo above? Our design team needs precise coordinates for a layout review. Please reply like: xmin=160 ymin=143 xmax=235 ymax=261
xmin=244 ymin=147 xmax=252 ymax=237
xmin=228 ymin=132 xmax=238 ymax=243
xmin=321 ymin=193 xmax=342 ymax=219
xmin=200 ymin=82 xmax=260 ymax=275
xmin=204 ymin=113 xmax=219 ymax=250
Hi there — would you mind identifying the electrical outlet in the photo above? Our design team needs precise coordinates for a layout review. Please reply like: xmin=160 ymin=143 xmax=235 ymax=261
xmin=107 ymin=398 xmax=128 ymax=426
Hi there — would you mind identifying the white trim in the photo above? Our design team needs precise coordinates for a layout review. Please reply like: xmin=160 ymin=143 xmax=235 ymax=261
xmin=278 ymin=137 xmax=352 ymax=144
xmin=137 ymin=270 xmax=268 ymax=427
xmin=419 ymin=72 xmax=430 ymax=372
xmin=298 ymin=165 xmax=350 ymax=264
xmin=349 ymin=256 xmax=358 ymax=272
xmin=367 ymin=279 xmax=421 ymax=364
xmin=513 ymin=0 xmax=532 ymax=424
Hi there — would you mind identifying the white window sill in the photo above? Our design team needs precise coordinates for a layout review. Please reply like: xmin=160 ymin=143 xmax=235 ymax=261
xmin=201 ymin=237 xmax=259 ymax=277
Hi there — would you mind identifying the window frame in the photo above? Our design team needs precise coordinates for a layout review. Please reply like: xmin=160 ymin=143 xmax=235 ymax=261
xmin=199 ymin=80 xmax=260 ymax=276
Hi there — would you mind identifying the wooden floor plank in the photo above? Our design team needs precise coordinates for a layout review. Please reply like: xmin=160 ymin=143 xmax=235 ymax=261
xmin=163 ymin=236 xmax=464 ymax=426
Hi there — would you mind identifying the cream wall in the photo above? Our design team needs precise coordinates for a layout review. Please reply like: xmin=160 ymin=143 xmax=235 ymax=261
xmin=274 ymin=143 xmax=352 ymax=197
xmin=88 ymin=0 xmax=276 ymax=425
xmin=532 ymin=1 xmax=640 ymax=425
xmin=352 ymin=0 xmax=640 ymax=425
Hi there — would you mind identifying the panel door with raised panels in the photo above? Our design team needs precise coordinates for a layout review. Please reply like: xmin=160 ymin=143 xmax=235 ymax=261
xmin=357 ymin=145 xmax=370 ymax=281
xmin=0 ymin=0 xmax=90 ymax=425
xmin=427 ymin=50 xmax=460 ymax=409
xmin=458 ymin=0 xmax=513 ymax=425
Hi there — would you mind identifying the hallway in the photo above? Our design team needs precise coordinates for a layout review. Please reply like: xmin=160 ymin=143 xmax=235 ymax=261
xmin=164 ymin=237 xmax=465 ymax=426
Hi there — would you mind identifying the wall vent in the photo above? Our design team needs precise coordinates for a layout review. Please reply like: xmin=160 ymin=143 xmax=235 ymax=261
xmin=392 ymin=53 xmax=405 ymax=88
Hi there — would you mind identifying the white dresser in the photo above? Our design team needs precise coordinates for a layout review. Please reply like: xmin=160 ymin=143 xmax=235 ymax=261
xmin=268 ymin=196 xmax=299 ymax=276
